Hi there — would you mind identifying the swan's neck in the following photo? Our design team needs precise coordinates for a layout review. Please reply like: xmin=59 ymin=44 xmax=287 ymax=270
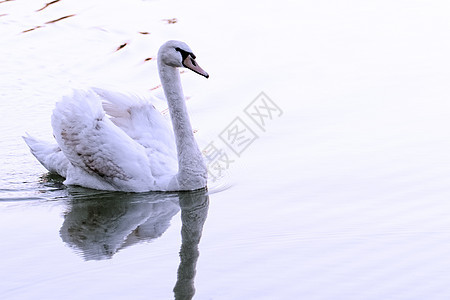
xmin=158 ymin=63 xmax=207 ymax=190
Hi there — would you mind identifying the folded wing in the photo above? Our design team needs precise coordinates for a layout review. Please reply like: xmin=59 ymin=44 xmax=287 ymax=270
xmin=51 ymin=90 xmax=158 ymax=191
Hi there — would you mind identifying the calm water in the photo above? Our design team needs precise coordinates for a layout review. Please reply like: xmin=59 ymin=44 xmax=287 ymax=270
xmin=2 ymin=0 xmax=450 ymax=299
xmin=2 ymin=88 xmax=450 ymax=300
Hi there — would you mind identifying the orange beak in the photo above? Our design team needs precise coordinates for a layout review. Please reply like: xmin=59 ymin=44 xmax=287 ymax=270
xmin=182 ymin=54 xmax=209 ymax=78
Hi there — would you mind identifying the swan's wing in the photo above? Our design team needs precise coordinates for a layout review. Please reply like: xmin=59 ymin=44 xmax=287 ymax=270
xmin=23 ymin=134 xmax=69 ymax=177
xmin=51 ymin=90 xmax=156 ymax=192
xmin=92 ymin=88 xmax=178 ymax=177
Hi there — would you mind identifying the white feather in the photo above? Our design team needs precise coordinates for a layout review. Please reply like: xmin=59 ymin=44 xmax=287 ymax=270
xmin=22 ymin=134 xmax=69 ymax=177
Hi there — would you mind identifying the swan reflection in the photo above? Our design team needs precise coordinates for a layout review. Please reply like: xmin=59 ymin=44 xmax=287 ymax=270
xmin=60 ymin=190 xmax=180 ymax=260
xmin=59 ymin=188 xmax=209 ymax=299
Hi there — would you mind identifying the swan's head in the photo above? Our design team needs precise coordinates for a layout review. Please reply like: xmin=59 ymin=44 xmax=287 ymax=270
xmin=158 ymin=40 xmax=209 ymax=78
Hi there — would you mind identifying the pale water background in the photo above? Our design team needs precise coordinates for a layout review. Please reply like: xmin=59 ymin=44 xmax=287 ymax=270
xmin=1 ymin=0 xmax=450 ymax=299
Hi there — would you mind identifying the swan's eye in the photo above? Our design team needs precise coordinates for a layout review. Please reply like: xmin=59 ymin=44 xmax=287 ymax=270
xmin=175 ymin=47 xmax=196 ymax=60
xmin=175 ymin=47 xmax=188 ymax=59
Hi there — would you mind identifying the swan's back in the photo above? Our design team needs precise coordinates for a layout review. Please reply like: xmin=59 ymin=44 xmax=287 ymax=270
xmin=94 ymin=88 xmax=178 ymax=176
xmin=51 ymin=89 xmax=177 ymax=191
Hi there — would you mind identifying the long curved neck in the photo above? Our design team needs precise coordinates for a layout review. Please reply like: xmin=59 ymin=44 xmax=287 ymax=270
xmin=158 ymin=63 xmax=207 ymax=190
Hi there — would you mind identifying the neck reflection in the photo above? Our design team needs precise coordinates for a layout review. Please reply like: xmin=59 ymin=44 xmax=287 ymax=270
xmin=174 ymin=189 xmax=209 ymax=300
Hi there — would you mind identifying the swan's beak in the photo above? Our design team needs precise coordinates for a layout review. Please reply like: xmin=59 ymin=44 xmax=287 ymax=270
xmin=182 ymin=55 xmax=209 ymax=78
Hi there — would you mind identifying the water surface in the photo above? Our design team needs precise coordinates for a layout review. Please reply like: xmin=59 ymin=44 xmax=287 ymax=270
xmin=2 ymin=0 xmax=450 ymax=299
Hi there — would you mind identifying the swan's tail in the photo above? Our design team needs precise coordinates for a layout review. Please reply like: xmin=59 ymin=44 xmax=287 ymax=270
xmin=23 ymin=134 xmax=69 ymax=177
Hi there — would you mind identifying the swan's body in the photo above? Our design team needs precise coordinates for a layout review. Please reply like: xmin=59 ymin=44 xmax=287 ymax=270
xmin=24 ymin=40 xmax=209 ymax=192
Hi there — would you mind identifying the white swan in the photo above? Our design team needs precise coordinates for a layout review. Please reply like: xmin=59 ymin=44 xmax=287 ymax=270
xmin=24 ymin=40 xmax=209 ymax=192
